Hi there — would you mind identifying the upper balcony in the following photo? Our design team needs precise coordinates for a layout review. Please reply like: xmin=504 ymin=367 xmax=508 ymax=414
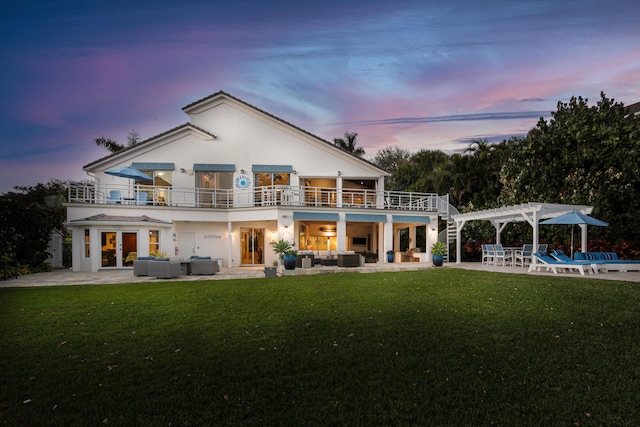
xmin=68 ymin=183 xmax=440 ymax=212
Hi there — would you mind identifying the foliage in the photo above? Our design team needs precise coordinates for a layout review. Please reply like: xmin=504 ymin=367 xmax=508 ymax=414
xmin=2 ymin=270 xmax=640 ymax=425
xmin=150 ymin=249 xmax=170 ymax=258
xmin=333 ymin=131 xmax=365 ymax=157
xmin=500 ymin=93 xmax=640 ymax=243
xmin=272 ymin=239 xmax=296 ymax=261
xmin=0 ymin=180 xmax=68 ymax=267
xmin=94 ymin=136 xmax=124 ymax=153
xmin=430 ymin=241 xmax=447 ymax=256
xmin=371 ymin=146 xmax=411 ymax=190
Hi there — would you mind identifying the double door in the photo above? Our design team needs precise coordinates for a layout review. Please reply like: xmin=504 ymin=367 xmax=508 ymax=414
xmin=101 ymin=231 xmax=137 ymax=268
xmin=241 ymin=228 xmax=264 ymax=265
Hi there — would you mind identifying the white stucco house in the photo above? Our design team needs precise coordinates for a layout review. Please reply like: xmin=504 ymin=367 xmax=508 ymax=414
xmin=66 ymin=91 xmax=447 ymax=272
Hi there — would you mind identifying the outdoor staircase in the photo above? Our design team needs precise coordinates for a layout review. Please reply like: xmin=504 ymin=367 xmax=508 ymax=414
xmin=437 ymin=194 xmax=460 ymax=262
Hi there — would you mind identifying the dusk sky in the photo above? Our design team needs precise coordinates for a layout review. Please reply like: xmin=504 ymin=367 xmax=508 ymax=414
xmin=1 ymin=0 xmax=639 ymax=193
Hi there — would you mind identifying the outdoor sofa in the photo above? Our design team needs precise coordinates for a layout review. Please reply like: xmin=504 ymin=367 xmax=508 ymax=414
xmin=189 ymin=256 xmax=219 ymax=275
xmin=133 ymin=256 xmax=156 ymax=276
xmin=148 ymin=258 xmax=182 ymax=279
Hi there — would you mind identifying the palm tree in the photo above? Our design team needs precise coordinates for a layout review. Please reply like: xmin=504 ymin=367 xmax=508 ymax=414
xmin=333 ymin=131 xmax=365 ymax=157
xmin=94 ymin=137 xmax=124 ymax=153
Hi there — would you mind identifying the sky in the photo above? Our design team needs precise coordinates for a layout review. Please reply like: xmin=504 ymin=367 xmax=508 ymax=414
xmin=1 ymin=0 xmax=639 ymax=193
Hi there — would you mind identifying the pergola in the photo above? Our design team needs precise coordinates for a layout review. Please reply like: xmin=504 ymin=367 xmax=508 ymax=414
xmin=450 ymin=202 xmax=594 ymax=264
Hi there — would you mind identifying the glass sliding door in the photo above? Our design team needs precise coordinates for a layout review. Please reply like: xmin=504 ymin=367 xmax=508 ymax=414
xmin=240 ymin=228 xmax=264 ymax=265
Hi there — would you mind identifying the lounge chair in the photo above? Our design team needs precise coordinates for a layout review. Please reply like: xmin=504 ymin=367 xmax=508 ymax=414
xmin=133 ymin=256 xmax=156 ymax=276
xmin=136 ymin=192 xmax=149 ymax=205
xmin=537 ymin=244 xmax=548 ymax=252
xmin=514 ymin=244 xmax=534 ymax=267
xmin=529 ymin=252 xmax=594 ymax=275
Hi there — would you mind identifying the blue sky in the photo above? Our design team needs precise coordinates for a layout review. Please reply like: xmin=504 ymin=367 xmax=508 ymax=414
xmin=1 ymin=0 xmax=639 ymax=192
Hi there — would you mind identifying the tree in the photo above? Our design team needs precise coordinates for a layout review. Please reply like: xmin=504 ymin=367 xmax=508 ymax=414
xmin=500 ymin=92 xmax=640 ymax=243
xmin=372 ymin=146 xmax=411 ymax=190
xmin=0 ymin=180 xmax=68 ymax=269
xmin=94 ymin=136 xmax=124 ymax=153
xmin=333 ymin=131 xmax=365 ymax=157
xmin=127 ymin=129 xmax=141 ymax=146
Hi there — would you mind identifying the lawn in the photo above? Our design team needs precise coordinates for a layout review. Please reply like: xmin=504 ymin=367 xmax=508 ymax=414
xmin=1 ymin=269 xmax=639 ymax=426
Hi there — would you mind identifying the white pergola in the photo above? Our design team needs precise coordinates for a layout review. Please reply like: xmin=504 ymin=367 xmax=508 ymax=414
xmin=450 ymin=202 xmax=594 ymax=264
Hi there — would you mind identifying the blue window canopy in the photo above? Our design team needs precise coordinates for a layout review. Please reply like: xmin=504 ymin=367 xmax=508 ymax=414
xmin=392 ymin=215 xmax=431 ymax=224
xmin=293 ymin=212 xmax=339 ymax=221
xmin=193 ymin=164 xmax=236 ymax=172
xmin=345 ymin=214 xmax=387 ymax=223
xmin=252 ymin=165 xmax=293 ymax=173
xmin=132 ymin=162 xmax=175 ymax=171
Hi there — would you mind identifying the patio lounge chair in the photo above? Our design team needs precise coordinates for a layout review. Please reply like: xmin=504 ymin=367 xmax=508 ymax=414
xmin=133 ymin=256 xmax=156 ymax=276
xmin=529 ymin=252 xmax=594 ymax=275
xmin=514 ymin=244 xmax=534 ymax=267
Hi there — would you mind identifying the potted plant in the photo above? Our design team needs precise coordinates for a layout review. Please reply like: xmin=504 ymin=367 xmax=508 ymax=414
xmin=431 ymin=241 xmax=447 ymax=267
xmin=283 ymin=248 xmax=298 ymax=270
xmin=272 ymin=239 xmax=298 ymax=270
xmin=387 ymin=250 xmax=395 ymax=263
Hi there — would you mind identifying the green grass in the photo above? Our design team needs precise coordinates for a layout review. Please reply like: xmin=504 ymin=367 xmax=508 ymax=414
xmin=1 ymin=269 xmax=640 ymax=426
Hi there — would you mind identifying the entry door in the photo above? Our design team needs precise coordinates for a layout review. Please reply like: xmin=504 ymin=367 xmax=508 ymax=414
xmin=241 ymin=228 xmax=264 ymax=265
xmin=178 ymin=232 xmax=196 ymax=258
xmin=101 ymin=231 xmax=138 ymax=268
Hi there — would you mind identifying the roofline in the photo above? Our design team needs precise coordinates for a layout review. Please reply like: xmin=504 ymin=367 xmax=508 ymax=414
xmin=182 ymin=91 xmax=390 ymax=175
xmin=83 ymin=123 xmax=216 ymax=170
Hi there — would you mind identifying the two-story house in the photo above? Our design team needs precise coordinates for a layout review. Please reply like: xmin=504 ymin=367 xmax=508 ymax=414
xmin=66 ymin=91 xmax=442 ymax=272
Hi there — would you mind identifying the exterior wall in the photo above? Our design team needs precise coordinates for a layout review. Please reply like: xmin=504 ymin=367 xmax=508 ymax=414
xmin=68 ymin=92 xmax=440 ymax=272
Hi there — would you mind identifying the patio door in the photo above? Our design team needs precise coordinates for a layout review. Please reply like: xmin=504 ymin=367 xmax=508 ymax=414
xmin=101 ymin=231 xmax=138 ymax=268
xmin=241 ymin=228 xmax=264 ymax=265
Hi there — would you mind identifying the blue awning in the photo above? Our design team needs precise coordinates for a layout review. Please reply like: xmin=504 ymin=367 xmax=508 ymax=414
xmin=392 ymin=215 xmax=431 ymax=224
xmin=252 ymin=164 xmax=293 ymax=173
xmin=132 ymin=162 xmax=175 ymax=171
xmin=193 ymin=164 xmax=236 ymax=172
xmin=293 ymin=212 xmax=340 ymax=221
xmin=345 ymin=214 xmax=387 ymax=223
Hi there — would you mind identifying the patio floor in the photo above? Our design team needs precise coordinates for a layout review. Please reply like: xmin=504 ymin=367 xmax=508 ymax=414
xmin=2 ymin=261 xmax=639 ymax=288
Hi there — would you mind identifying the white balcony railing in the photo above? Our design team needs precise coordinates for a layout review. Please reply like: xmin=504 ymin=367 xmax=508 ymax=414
xmin=68 ymin=183 xmax=439 ymax=212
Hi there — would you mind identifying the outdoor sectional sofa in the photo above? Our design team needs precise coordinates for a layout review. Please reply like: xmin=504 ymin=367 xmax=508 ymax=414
xmin=190 ymin=257 xmax=219 ymax=275
xmin=148 ymin=258 xmax=182 ymax=279
xmin=574 ymin=252 xmax=640 ymax=272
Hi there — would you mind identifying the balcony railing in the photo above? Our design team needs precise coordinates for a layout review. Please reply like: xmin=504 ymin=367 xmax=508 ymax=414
xmin=68 ymin=183 xmax=439 ymax=212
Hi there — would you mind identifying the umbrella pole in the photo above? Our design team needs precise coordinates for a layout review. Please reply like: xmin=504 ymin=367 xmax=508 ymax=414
xmin=570 ymin=225 xmax=574 ymax=259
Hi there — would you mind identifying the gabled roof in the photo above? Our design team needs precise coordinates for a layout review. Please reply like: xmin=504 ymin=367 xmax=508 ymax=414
xmin=67 ymin=214 xmax=172 ymax=226
xmin=182 ymin=91 xmax=388 ymax=175
xmin=83 ymin=123 xmax=216 ymax=169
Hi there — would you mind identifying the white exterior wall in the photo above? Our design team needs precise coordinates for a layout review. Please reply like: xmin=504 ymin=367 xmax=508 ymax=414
xmin=69 ymin=92 xmax=440 ymax=272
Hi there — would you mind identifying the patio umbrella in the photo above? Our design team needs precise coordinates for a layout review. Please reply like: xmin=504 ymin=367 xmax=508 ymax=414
xmin=105 ymin=166 xmax=152 ymax=181
xmin=540 ymin=211 xmax=608 ymax=257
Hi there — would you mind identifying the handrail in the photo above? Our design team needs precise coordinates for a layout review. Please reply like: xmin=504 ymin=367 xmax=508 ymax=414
xmin=68 ymin=182 xmax=440 ymax=212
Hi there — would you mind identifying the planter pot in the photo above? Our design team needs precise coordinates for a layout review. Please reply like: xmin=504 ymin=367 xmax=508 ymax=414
xmin=283 ymin=254 xmax=297 ymax=270
xmin=387 ymin=253 xmax=395 ymax=263
xmin=432 ymin=255 xmax=444 ymax=267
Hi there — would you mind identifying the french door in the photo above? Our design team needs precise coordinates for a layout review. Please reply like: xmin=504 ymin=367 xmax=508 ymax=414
xmin=101 ymin=231 xmax=138 ymax=268
xmin=240 ymin=228 xmax=264 ymax=265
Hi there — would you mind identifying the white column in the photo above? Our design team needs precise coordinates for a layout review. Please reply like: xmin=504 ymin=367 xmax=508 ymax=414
xmin=337 ymin=213 xmax=347 ymax=252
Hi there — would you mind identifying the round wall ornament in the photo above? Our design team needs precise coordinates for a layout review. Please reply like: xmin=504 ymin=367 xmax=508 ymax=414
xmin=235 ymin=175 xmax=251 ymax=188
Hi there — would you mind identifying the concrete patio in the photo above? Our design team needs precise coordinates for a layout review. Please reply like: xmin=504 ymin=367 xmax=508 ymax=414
xmin=2 ymin=260 xmax=639 ymax=288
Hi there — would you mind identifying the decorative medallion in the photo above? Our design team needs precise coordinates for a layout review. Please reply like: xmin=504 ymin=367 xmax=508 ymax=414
xmin=235 ymin=175 xmax=251 ymax=188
